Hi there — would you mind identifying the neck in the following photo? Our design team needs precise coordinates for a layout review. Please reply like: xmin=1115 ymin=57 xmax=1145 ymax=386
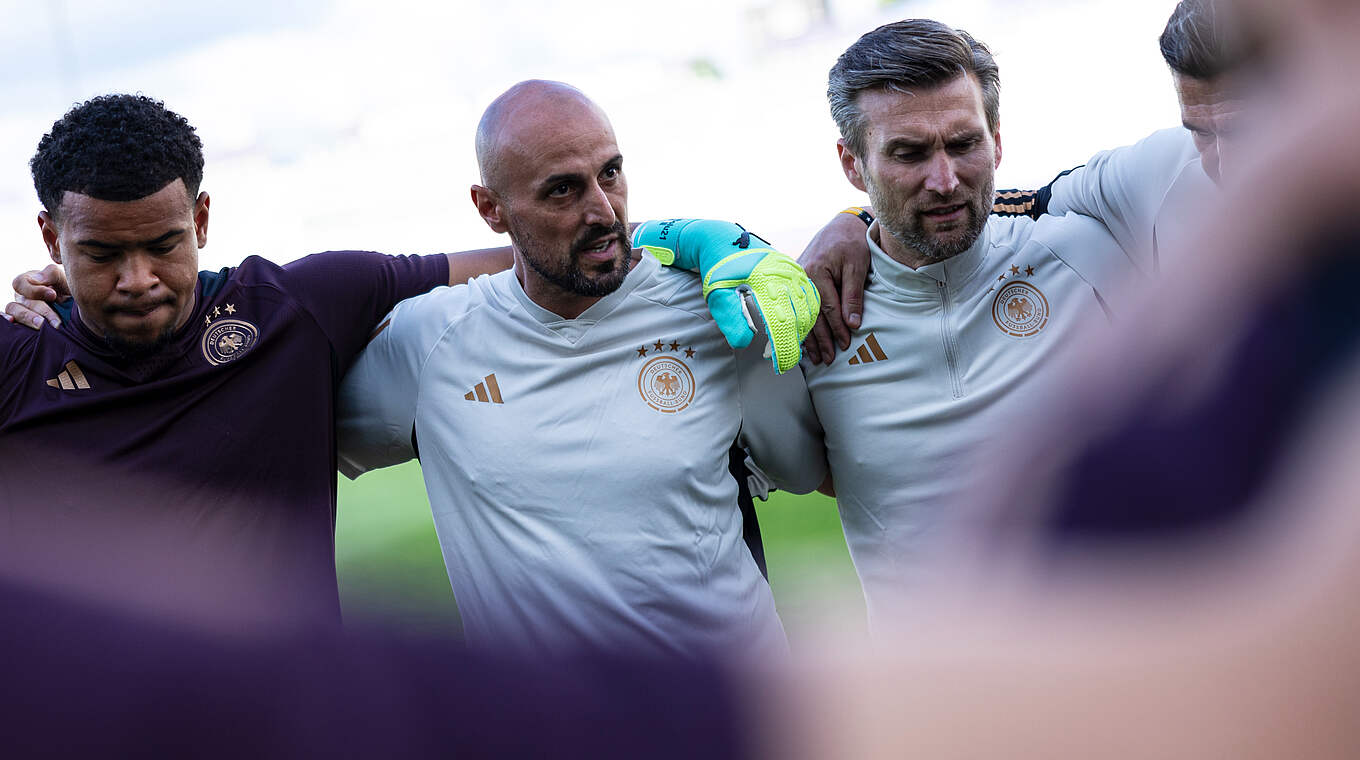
xmin=512 ymin=250 xmax=641 ymax=320
xmin=512 ymin=264 xmax=600 ymax=319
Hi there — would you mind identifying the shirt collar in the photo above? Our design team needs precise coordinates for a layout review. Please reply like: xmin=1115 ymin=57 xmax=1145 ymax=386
xmin=866 ymin=219 xmax=992 ymax=294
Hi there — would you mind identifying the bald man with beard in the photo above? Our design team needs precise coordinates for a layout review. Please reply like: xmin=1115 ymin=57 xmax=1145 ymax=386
xmin=336 ymin=81 xmax=826 ymax=660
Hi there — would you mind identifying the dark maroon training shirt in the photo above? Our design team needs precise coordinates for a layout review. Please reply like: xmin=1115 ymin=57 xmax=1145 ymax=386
xmin=0 ymin=252 xmax=447 ymax=629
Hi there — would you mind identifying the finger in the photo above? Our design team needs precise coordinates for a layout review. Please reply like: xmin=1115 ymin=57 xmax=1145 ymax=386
xmin=822 ymin=296 xmax=851 ymax=352
xmin=41 ymin=263 xmax=71 ymax=296
xmin=784 ymin=272 xmax=817 ymax=343
xmin=706 ymin=289 xmax=756 ymax=350
xmin=749 ymin=286 xmax=802 ymax=374
xmin=802 ymin=337 xmax=820 ymax=366
xmin=840 ymin=259 xmax=867 ymax=336
xmin=809 ymin=265 xmax=842 ymax=329
xmin=806 ymin=318 xmax=834 ymax=365
xmin=6 ymin=300 xmax=50 ymax=331
xmin=809 ymin=266 xmax=854 ymax=350
xmin=760 ymin=307 xmax=801 ymax=374
xmin=26 ymin=297 xmax=61 ymax=327
xmin=16 ymin=274 xmax=57 ymax=302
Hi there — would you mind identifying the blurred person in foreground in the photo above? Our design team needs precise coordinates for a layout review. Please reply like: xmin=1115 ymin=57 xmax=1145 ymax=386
xmin=9 ymin=4 xmax=1360 ymax=752
xmin=336 ymin=80 xmax=825 ymax=660
xmin=803 ymin=0 xmax=1262 ymax=354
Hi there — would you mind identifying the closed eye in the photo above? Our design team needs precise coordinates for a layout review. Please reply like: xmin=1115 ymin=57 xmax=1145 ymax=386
xmin=947 ymin=138 xmax=981 ymax=154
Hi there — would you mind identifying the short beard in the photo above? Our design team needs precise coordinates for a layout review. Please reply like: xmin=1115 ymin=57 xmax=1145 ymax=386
xmin=517 ymin=220 xmax=632 ymax=298
xmin=880 ymin=178 xmax=995 ymax=263
xmin=102 ymin=328 xmax=176 ymax=361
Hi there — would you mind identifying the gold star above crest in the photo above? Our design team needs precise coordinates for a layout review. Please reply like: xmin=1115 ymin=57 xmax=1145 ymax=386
xmin=653 ymin=340 xmax=664 ymax=352
xmin=997 ymin=274 xmax=1006 ymax=281
xmin=637 ymin=346 xmax=648 ymax=357
xmin=225 ymin=304 xmax=237 ymax=314
xmin=212 ymin=306 xmax=221 ymax=318
xmin=669 ymin=341 xmax=680 ymax=352
xmin=684 ymin=347 xmax=696 ymax=358
xmin=204 ymin=315 xmax=212 ymax=326
xmin=1009 ymin=265 xmax=1020 ymax=275
xmin=1025 ymin=265 xmax=1035 ymax=277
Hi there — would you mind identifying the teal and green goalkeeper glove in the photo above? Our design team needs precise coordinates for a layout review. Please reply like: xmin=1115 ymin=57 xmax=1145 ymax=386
xmin=633 ymin=218 xmax=819 ymax=374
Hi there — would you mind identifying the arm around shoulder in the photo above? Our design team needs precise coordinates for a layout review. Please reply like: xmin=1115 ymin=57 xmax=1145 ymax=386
xmin=336 ymin=290 xmax=467 ymax=479
xmin=734 ymin=334 xmax=827 ymax=495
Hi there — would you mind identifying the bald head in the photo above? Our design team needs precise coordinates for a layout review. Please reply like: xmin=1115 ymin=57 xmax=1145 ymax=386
xmin=468 ymin=79 xmax=631 ymax=317
xmin=475 ymin=80 xmax=615 ymax=192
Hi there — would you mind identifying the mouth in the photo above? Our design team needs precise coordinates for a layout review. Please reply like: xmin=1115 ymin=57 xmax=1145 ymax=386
xmin=921 ymin=203 xmax=968 ymax=222
xmin=109 ymin=301 xmax=173 ymax=319
xmin=577 ymin=235 xmax=623 ymax=263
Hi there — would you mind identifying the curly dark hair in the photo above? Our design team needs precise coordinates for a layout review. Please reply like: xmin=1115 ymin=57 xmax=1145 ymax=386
xmin=31 ymin=94 xmax=204 ymax=217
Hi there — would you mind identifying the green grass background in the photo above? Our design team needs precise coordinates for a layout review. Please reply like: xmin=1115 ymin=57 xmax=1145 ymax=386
xmin=336 ymin=461 xmax=866 ymax=643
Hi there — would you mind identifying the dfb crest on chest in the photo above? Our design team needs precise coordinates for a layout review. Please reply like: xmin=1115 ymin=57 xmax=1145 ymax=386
xmin=634 ymin=338 xmax=698 ymax=414
xmin=200 ymin=305 xmax=259 ymax=366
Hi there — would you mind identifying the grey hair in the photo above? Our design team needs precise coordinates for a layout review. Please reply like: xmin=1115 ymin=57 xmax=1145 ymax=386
xmin=828 ymin=19 xmax=1000 ymax=158
xmin=1160 ymin=0 xmax=1264 ymax=80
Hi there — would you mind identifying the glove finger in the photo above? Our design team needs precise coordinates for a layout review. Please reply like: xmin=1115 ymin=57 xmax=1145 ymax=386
xmin=751 ymin=285 xmax=801 ymax=374
xmin=761 ymin=307 xmax=802 ymax=374
xmin=790 ymin=275 xmax=818 ymax=340
xmin=706 ymin=288 xmax=756 ymax=349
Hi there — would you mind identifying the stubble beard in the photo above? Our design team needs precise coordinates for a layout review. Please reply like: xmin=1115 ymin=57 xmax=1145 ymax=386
xmin=516 ymin=220 xmax=632 ymax=298
xmin=101 ymin=326 xmax=177 ymax=361
xmin=876 ymin=176 xmax=995 ymax=264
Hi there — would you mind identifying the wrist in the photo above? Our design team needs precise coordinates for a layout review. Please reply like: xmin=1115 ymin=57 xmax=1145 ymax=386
xmin=840 ymin=206 xmax=874 ymax=227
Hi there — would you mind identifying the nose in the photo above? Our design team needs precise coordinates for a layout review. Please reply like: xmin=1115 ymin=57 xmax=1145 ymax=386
xmin=924 ymin=152 xmax=960 ymax=196
xmin=582 ymin=180 xmax=617 ymax=228
xmin=116 ymin=253 xmax=160 ymax=296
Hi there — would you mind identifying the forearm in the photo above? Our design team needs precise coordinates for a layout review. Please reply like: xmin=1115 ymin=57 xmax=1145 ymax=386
xmin=445 ymin=247 xmax=514 ymax=286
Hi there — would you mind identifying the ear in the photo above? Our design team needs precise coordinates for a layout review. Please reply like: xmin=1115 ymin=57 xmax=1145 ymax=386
xmin=836 ymin=139 xmax=868 ymax=193
xmin=193 ymin=192 xmax=211 ymax=248
xmin=471 ymin=185 xmax=508 ymax=234
xmin=38 ymin=211 xmax=61 ymax=265
xmin=992 ymin=124 xmax=1003 ymax=169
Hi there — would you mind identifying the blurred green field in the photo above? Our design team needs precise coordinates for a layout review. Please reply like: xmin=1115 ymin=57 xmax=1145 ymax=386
xmin=336 ymin=461 xmax=866 ymax=644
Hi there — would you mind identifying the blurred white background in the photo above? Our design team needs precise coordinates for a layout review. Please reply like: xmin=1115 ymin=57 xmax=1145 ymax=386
xmin=0 ymin=0 xmax=1182 ymax=278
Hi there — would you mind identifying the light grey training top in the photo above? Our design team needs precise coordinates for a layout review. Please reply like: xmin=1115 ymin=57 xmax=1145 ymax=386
xmin=803 ymin=213 xmax=1133 ymax=624
xmin=1048 ymin=127 xmax=1215 ymax=274
xmin=338 ymin=253 xmax=825 ymax=659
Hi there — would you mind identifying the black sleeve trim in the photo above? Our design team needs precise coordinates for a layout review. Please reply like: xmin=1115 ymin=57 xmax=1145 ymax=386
xmin=991 ymin=164 xmax=1085 ymax=220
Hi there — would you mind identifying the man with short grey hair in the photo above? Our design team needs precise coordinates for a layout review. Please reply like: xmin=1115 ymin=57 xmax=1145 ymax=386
xmin=826 ymin=21 xmax=1001 ymax=268
xmin=802 ymin=0 xmax=1266 ymax=338
xmin=801 ymin=19 xmax=1130 ymax=623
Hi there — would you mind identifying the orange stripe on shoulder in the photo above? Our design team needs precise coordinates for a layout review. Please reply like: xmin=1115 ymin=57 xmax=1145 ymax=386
xmin=368 ymin=319 xmax=392 ymax=342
